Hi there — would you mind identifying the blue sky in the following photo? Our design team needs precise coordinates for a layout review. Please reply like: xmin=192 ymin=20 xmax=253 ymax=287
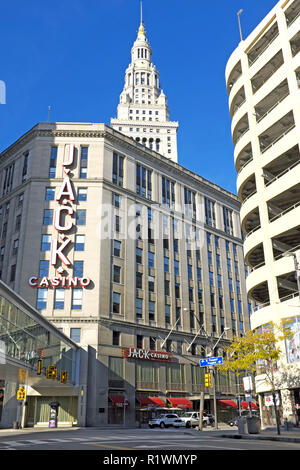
xmin=0 ymin=0 xmax=277 ymax=194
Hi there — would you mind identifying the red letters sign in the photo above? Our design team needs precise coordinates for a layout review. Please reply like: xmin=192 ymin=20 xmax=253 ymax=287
xmin=121 ymin=347 xmax=173 ymax=362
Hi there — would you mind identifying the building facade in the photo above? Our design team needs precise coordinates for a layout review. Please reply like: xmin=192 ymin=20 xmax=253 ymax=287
xmin=0 ymin=120 xmax=251 ymax=425
xmin=226 ymin=0 xmax=300 ymax=426
xmin=0 ymin=14 xmax=253 ymax=426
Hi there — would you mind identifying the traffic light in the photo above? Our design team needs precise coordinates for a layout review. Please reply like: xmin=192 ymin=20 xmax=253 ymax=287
xmin=37 ymin=360 xmax=42 ymax=375
xmin=46 ymin=365 xmax=57 ymax=380
xmin=60 ymin=371 xmax=68 ymax=384
xmin=205 ymin=373 xmax=211 ymax=387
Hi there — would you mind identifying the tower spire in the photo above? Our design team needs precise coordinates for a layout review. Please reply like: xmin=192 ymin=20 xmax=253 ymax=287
xmin=138 ymin=1 xmax=145 ymax=37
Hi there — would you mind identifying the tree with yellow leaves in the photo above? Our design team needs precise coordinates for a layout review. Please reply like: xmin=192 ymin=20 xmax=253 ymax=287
xmin=219 ymin=320 xmax=293 ymax=435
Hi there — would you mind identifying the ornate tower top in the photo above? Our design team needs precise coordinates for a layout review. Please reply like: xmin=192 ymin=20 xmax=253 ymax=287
xmin=110 ymin=3 xmax=179 ymax=162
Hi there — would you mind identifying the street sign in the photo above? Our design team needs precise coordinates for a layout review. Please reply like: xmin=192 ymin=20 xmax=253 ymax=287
xmin=200 ymin=356 xmax=223 ymax=367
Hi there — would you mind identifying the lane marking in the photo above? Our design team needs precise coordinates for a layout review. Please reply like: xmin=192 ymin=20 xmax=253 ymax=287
xmin=89 ymin=442 xmax=133 ymax=450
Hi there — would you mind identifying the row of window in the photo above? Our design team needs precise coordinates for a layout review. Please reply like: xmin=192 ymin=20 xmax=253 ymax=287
xmin=112 ymin=155 xmax=236 ymax=232
xmin=37 ymin=288 xmax=83 ymax=310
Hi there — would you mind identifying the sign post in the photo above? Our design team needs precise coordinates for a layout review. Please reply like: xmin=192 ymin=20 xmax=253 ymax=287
xmin=200 ymin=356 xmax=223 ymax=430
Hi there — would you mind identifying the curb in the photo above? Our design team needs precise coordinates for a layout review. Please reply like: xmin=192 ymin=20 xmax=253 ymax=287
xmin=220 ymin=433 xmax=300 ymax=443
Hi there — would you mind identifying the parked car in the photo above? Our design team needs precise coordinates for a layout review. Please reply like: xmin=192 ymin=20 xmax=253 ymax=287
xmin=179 ymin=411 xmax=210 ymax=428
xmin=148 ymin=413 xmax=185 ymax=428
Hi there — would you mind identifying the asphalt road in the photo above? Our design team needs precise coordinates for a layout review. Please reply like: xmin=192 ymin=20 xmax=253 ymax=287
xmin=0 ymin=427 xmax=299 ymax=452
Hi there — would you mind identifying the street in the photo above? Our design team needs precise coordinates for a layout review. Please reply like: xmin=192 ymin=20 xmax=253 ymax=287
xmin=0 ymin=427 xmax=299 ymax=451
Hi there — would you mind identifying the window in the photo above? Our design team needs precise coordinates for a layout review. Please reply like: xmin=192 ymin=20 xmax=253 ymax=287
xmin=19 ymin=194 xmax=24 ymax=207
xmin=136 ymin=247 xmax=142 ymax=264
xmin=76 ymin=210 xmax=86 ymax=226
xmin=10 ymin=264 xmax=16 ymax=282
xmin=45 ymin=187 xmax=55 ymax=200
xmin=70 ymin=328 xmax=81 ymax=343
xmin=12 ymin=239 xmax=19 ymax=256
xmin=184 ymin=188 xmax=196 ymax=219
xmin=43 ymin=209 xmax=53 ymax=225
xmin=165 ymin=305 xmax=171 ymax=324
xmin=188 ymin=264 xmax=193 ymax=279
xmin=75 ymin=235 xmax=85 ymax=251
xmin=148 ymin=275 xmax=155 ymax=292
xmin=113 ymin=265 xmax=121 ymax=283
xmin=3 ymin=163 xmax=15 ymax=195
xmin=148 ymin=251 xmax=154 ymax=268
xmin=136 ymin=298 xmax=143 ymax=318
xmin=162 ymin=177 xmax=175 ymax=208
xmin=54 ymin=289 xmax=65 ymax=309
xmin=164 ymin=256 xmax=169 ymax=272
xmin=136 ymin=272 xmax=143 ymax=289
xmin=165 ymin=280 xmax=170 ymax=296
xmin=0 ymin=246 xmax=4 ymax=261
xmin=136 ymin=164 xmax=152 ymax=199
xmin=115 ymin=215 xmax=121 ymax=233
xmin=113 ymin=193 xmax=121 ymax=208
xmin=112 ymin=292 xmax=121 ymax=313
xmin=39 ymin=260 xmax=49 ymax=277
xmin=149 ymin=301 xmax=155 ymax=321
xmin=174 ymin=260 xmax=179 ymax=276
xmin=72 ymin=289 xmax=83 ymax=310
xmin=113 ymin=331 xmax=120 ymax=346
xmin=73 ymin=261 xmax=83 ymax=278
xmin=205 ymin=198 xmax=216 ymax=227
xmin=223 ymin=207 xmax=234 ymax=235
xmin=78 ymin=188 xmax=87 ymax=201
xmin=37 ymin=288 xmax=47 ymax=310
xmin=22 ymin=152 xmax=29 ymax=182
xmin=15 ymin=215 xmax=21 ymax=232
xmin=80 ymin=147 xmax=88 ymax=178
xmin=49 ymin=147 xmax=58 ymax=178
xmin=150 ymin=337 xmax=156 ymax=350
xmin=112 ymin=153 xmax=124 ymax=187
xmin=137 ymin=335 xmax=143 ymax=349
xmin=113 ymin=240 xmax=121 ymax=257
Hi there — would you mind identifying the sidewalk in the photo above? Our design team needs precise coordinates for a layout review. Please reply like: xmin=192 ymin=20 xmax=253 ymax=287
xmin=192 ymin=424 xmax=300 ymax=443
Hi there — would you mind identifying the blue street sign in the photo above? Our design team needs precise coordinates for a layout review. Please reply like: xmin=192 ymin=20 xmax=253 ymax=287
xmin=200 ymin=356 xmax=223 ymax=367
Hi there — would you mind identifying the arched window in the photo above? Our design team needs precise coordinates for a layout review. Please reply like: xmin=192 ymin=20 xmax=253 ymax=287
xmin=136 ymin=137 xmax=140 ymax=142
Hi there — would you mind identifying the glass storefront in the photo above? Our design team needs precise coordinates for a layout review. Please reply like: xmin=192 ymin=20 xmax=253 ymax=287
xmin=0 ymin=294 xmax=76 ymax=382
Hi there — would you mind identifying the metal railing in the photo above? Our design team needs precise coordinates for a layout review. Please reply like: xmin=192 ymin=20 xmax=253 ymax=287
xmin=261 ymin=123 xmax=295 ymax=154
xmin=265 ymin=160 xmax=300 ymax=187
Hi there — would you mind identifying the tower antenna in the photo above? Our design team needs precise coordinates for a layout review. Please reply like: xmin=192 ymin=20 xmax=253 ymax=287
xmin=140 ymin=1 xmax=143 ymax=24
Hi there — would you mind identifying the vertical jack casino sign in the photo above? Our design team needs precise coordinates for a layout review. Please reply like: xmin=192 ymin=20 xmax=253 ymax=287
xmin=29 ymin=144 xmax=91 ymax=289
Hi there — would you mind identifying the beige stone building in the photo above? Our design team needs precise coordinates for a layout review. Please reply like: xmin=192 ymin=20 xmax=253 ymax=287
xmin=0 ymin=15 xmax=252 ymax=426
xmin=0 ymin=121 xmax=251 ymax=425
xmin=226 ymin=0 xmax=300 ymax=426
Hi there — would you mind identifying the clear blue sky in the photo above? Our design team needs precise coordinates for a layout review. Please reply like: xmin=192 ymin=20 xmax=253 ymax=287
xmin=0 ymin=0 xmax=277 ymax=194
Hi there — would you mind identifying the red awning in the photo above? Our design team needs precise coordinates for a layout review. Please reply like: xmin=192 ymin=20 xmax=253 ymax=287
xmin=149 ymin=397 xmax=165 ymax=407
xmin=241 ymin=401 xmax=259 ymax=410
xmin=109 ymin=395 xmax=129 ymax=407
xmin=167 ymin=398 xmax=192 ymax=408
xmin=136 ymin=396 xmax=165 ymax=407
xmin=219 ymin=400 xmax=238 ymax=409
